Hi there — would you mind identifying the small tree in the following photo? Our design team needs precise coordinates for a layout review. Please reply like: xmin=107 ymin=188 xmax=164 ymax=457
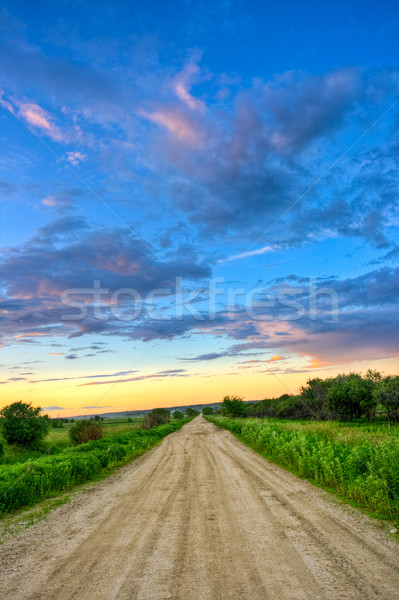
xmin=221 ymin=395 xmax=246 ymax=418
xmin=0 ymin=401 xmax=50 ymax=447
xmin=202 ymin=406 xmax=214 ymax=415
xmin=186 ymin=407 xmax=199 ymax=417
xmin=173 ymin=411 xmax=184 ymax=420
xmin=69 ymin=419 xmax=104 ymax=445
xmin=142 ymin=408 xmax=170 ymax=429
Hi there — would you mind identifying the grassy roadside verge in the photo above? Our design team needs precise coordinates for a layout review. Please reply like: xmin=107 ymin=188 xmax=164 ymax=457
xmin=206 ymin=416 xmax=399 ymax=522
xmin=0 ymin=419 xmax=190 ymax=516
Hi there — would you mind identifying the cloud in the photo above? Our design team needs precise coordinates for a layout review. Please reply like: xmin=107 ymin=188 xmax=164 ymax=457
xmin=42 ymin=405 xmax=65 ymax=410
xmin=181 ymin=352 xmax=225 ymax=361
xmin=30 ymin=370 xmax=138 ymax=384
xmin=63 ymin=151 xmax=86 ymax=166
xmin=0 ymin=220 xmax=211 ymax=343
xmin=173 ymin=58 xmax=205 ymax=113
xmin=81 ymin=406 xmax=112 ymax=409
xmin=78 ymin=368 xmax=188 ymax=386
xmin=219 ymin=245 xmax=276 ymax=263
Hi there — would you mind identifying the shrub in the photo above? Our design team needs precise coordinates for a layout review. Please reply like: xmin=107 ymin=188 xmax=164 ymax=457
xmin=173 ymin=411 xmax=184 ymax=420
xmin=186 ymin=407 xmax=199 ymax=417
xmin=202 ymin=407 xmax=214 ymax=415
xmin=221 ymin=395 xmax=246 ymax=418
xmin=69 ymin=419 xmax=104 ymax=445
xmin=0 ymin=402 xmax=50 ymax=448
xmin=142 ymin=408 xmax=170 ymax=429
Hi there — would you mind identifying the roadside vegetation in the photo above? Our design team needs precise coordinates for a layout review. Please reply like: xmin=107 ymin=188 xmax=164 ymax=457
xmin=0 ymin=402 xmax=192 ymax=515
xmin=206 ymin=372 xmax=399 ymax=519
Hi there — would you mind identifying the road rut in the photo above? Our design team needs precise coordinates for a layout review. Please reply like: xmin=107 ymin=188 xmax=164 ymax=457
xmin=1 ymin=416 xmax=398 ymax=599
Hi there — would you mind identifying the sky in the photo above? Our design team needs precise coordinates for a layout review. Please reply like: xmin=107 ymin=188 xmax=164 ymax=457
xmin=0 ymin=0 xmax=398 ymax=416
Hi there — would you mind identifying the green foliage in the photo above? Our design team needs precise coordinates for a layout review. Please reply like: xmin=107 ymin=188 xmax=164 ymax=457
xmin=374 ymin=376 xmax=399 ymax=426
xmin=69 ymin=419 xmax=104 ymax=445
xmin=202 ymin=407 xmax=214 ymax=415
xmin=172 ymin=411 xmax=184 ymax=420
xmin=185 ymin=407 xmax=199 ymax=417
xmin=207 ymin=416 xmax=399 ymax=518
xmin=0 ymin=436 xmax=5 ymax=462
xmin=0 ymin=402 xmax=50 ymax=448
xmin=248 ymin=371 xmax=390 ymax=422
xmin=142 ymin=408 xmax=171 ymax=429
xmin=0 ymin=419 xmax=190 ymax=514
xmin=221 ymin=395 xmax=246 ymax=418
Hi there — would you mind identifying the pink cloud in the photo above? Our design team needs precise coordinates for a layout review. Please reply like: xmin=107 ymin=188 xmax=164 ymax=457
xmin=18 ymin=102 xmax=66 ymax=142
xmin=141 ymin=108 xmax=202 ymax=146
xmin=174 ymin=59 xmax=205 ymax=113
xmin=63 ymin=151 xmax=86 ymax=166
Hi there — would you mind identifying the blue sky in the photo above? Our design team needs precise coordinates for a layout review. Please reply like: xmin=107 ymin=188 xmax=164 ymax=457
xmin=0 ymin=0 xmax=398 ymax=413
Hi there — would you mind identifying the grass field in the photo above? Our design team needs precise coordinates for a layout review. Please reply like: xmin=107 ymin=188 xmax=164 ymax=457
xmin=206 ymin=416 xmax=399 ymax=521
xmin=2 ymin=417 xmax=144 ymax=465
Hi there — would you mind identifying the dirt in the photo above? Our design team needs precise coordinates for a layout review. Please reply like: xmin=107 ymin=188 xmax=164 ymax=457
xmin=1 ymin=416 xmax=398 ymax=600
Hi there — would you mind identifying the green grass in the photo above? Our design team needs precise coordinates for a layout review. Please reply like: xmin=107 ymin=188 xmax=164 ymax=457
xmin=207 ymin=416 xmax=399 ymax=520
xmin=0 ymin=419 xmax=188 ymax=515
xmin=2 ymin=417 xmax=144 ymax=465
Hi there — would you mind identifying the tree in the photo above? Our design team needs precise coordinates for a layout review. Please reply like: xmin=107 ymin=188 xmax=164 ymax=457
xmin=221 ymin=395 xmax=246 ymax=418
xmin=69 ymin=419 xmax=104 ymax=445
xmin=0 ymin=401 xmax=50 ymax=447
xmin=374 ymin=376 xmax=399 ymax=426
xmin=327 ymin=374 xmax=364 ymax=421
xmin=202 ymin=407 xmax=213 ymax=415
xmin=186 ymin=407 xmax=199 ymax=417
xmin=300 ymin=378 xmax=331 ymax=420
xmin=172 ymin=411 xmax=184 ymax=420
xmin=142 ymin=408 xmax=171 ymax=429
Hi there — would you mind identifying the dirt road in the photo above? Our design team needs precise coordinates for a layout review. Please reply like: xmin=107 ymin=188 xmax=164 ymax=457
xmin=1 ymin=416 xmax=398 ymax=599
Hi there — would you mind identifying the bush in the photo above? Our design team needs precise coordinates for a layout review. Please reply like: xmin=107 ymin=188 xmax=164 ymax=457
xmin=0 ymin=402 xmax=50 ymax=448
xmin=202 ymin=407 xmax=214 ymax=415
xmin=186 ymin=407 xmax=200 ymax=417
xmin=69 ymin=419 xmax=104 ymax=445
xmin=221 ymin=395 xmax=246 ymax=418
xmin=142 ymin=408 xmax=170 ymax=429
xmin=173 ymin=411 xmax=184 ymax=420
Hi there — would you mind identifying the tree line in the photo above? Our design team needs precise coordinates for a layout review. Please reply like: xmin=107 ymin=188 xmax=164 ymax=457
xmin=221 ymin=371 xmax=399 ymax=424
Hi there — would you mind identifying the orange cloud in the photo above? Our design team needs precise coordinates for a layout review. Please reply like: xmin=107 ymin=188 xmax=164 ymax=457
xmin=48 ymin=352 xmax=64 ymax=356
xmin=267 ymin=355 xmax=285 ymax=362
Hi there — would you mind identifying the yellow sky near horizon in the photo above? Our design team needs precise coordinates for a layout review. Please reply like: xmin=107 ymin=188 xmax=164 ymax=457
xmin=1 ymin=356 xmax=397 ymax=417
